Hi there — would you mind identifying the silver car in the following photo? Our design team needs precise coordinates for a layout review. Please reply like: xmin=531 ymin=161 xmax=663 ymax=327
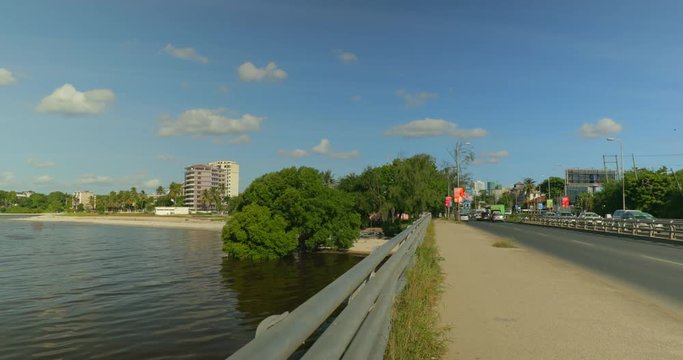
xmin=577 ymin=211 xmax=603 ymax=225
xmin=490 ymin=211 xmax=505 ymax=222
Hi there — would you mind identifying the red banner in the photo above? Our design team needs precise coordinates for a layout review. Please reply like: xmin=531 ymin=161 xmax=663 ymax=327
xmin=561 ymin=196 xmax=570 ymax=208
xmin=453 ymin=187 xmax=464 ymax=203
xmin=445 ymin=196 xmax=453 ymax=207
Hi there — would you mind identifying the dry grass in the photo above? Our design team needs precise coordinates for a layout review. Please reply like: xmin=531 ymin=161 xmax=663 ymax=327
xmin=385 ymin=222 xmax=449 ymax=360
xmin=492 ymin=239 xmax=517 ymax=248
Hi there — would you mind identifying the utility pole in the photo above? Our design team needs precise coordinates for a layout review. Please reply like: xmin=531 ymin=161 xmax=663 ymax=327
xmin=452 ymin=141 xmax=471 ymax=221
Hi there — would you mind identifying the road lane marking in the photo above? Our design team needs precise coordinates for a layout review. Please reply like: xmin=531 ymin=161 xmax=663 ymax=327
xmin=571 ymin=240 xmax=595 ymax=246
xmin=640 ymin=255 xmax=683 ymax=267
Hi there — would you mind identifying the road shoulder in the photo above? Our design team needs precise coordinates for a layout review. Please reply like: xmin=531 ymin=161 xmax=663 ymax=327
xmin=436 ymin=220 xmax=683 ymax=360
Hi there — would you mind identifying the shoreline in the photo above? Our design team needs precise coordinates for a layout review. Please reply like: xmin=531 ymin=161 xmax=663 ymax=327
xmin=13 ymin=214 xmax=226 ymax=231
xmin=12 ymin=214 xmax=385 ymax=254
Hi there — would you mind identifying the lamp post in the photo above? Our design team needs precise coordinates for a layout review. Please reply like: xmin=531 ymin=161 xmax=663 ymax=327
xmin=547 ymin=174 xmax=551 ymax=211
xmin=607 ymin=137 xmax=626 ymax=210
xmin=454 ymin=141 xmax=471 ymax=221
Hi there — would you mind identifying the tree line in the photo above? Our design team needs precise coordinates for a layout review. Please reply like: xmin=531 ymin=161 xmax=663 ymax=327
xmin=223 ymin=154 xmax=451 ymax=259
xmin=0 ymin=181 xmax=187 ymax=213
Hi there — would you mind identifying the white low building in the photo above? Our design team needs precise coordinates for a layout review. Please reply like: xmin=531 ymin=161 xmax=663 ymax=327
xmin=154 ymin=207 xmax=190 ymax=216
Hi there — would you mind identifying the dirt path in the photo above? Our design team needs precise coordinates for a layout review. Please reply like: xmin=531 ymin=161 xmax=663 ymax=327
xmin=436 ymin=220 xmax=683 ymax=360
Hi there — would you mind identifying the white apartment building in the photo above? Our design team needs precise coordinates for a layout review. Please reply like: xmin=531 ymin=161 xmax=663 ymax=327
xmin=208 ymin=160 xmax=239 ymax=198
xmin=73 ymin=191 xmax=96 ymax=210
xmin=183 ymin=160 xmax=239 ymax=210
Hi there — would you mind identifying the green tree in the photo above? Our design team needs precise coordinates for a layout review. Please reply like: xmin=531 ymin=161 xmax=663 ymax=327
xmin=539 ymin=177 xmax=565 ymax=200
xmin=223 ymin=204 xmax=298 ymax=260
xmin=522 ymin=178 xmax=536 ymax=208
xmin=168 ymin=182 xmax=184 ymax=206
xmin=225 ymin=167 xmax=361 ymax=259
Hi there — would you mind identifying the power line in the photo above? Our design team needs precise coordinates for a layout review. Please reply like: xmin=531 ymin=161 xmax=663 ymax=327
xmin=633 ymin=153 xmax=683 ymax=157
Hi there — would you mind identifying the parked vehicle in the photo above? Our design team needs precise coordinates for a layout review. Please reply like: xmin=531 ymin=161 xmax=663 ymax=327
xmin=611 ymin=210 xmax=664 ymax=232
xmin=477 ymin=211 xmax=490 ymax=221
xmin=490 ymin=211 xmax=505 ymax=222
xmin=459 ymin=213 xmax=470 ymax=221
xmin=577 ymin=211 xmax=603 ymax=225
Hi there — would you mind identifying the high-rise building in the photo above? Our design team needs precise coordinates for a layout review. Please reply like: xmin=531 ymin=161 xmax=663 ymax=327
xmin=183 ymin=164 xmax=217 ymax=210
xmin=73 ymin=191 xmax=96 ymax=210
xmin=183 ymin=160 xmax=240 ymax=210
xmin=208 ymin=160 xmax=239 ymax=198
xmin=473 ymin=180 xmax=486 ymax=195
xmin=565 ymin=168 xmax=616 ymax=203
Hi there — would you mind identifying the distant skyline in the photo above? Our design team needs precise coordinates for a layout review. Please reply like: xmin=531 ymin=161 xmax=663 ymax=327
xmin=2 ymin=0 xmax=683 ymax=194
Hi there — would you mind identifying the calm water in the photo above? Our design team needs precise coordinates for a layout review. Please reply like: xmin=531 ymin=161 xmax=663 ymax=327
xmin=0 ymin=217 xmax=362 ymax=359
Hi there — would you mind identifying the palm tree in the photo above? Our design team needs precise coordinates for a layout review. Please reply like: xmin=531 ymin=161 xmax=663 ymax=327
xmin=322 ymin=170 xmax=335 ymax=187
xmin=155 ymin=186 xmax=165 ymax=196
xmin=201 ymin=189 xmax=212 ymax=211
xmin=168 ymin=182 xmax=183 ymax=206
xmin=522 ymin=177 xmax=537 ymax=208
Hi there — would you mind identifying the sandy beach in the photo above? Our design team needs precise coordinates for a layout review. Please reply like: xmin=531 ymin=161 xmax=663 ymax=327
xmin=14 ymin=213 xmax=226 ymax=231
xmin=12 ymin=214 xmax=386 ymax=254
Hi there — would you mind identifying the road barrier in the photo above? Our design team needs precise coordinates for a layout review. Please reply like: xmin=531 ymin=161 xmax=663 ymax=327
xmin=519 ymin=215 xmax=683 ymax=243
xmin=227 ymin=214 xmax=431 ymax=360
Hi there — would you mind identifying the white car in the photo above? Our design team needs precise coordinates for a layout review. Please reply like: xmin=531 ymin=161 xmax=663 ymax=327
xmin=490 ymin=211 xmax=505 ymax=222
xmin=577 ymin=212 xmax=603 ymax=225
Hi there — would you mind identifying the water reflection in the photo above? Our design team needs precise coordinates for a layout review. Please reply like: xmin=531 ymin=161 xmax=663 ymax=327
xmin=220 ymin=253 xmax=362 ymax=327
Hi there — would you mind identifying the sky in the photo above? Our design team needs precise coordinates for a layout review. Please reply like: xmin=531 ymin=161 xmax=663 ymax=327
xmin=2 ymin=0 xmax=683 ymax=194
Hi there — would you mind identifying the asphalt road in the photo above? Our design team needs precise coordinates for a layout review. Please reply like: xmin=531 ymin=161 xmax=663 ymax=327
xmin=468 ymin=221 xmax=683 ymax=311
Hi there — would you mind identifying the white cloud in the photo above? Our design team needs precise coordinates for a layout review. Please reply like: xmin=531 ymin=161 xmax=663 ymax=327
xmin=386 ymin=118 xmax=488 ymax=138
xmin=335 ymin=50 xmax=358 ymax=64
xmin=163 ymin=43 xmax=208 ymax=64
xmin=78 ymin=174 xmax=114 ymax=185
xmin=144 ymin=179 xmax=162 ymax=188
xmin=237 ymin=62 xmax=287 ymax=82
xmin=156 ymin=154 xmax=177 ymax=161
xmin=578 ymin=118 xmax=623 ymax=138
xmin=228 ymin=134 xmax=251 ymax=144
xmin=312 ymin=138 xmax=332 ymax=155
xmin=36 ymin=83 xmax=115 ymax=115
xmin=473 ymin=150 xmax=510 ymax=165
xmin=27 ymin=158 xmax=56 ymax=168
xmin=278 ymin=149 xmax=309 ymax=158
xmin=351 ymin=95 xmax=362 ymax=102
xmin=0 ymin=171 xmax=16 ymax=185
xmin=158 ymin=108 xmax=264 ymax=137
xmin=330 ymin=150 xmax=360 ymax=159
xmin=33 ymin=175 xmax=54 ymax=184
xmin=278 ymin=138 xmax=359 ymax=159
xmin=0 ymin=68 xmax=16 ymax=86
xmin=396 ymin=89 xmax=436 ymax=107
xmin=312 ymin=139 xmax=360 ymax=159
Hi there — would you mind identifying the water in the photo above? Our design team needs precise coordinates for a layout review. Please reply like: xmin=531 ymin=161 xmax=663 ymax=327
xmin=0 ymin=217 xmax=362 ymax=359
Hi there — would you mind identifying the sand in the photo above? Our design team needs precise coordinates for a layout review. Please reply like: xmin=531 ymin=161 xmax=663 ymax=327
xmin=14 ymin=213 xmax=226 ymax=231
xmin=436 ymin=220 xmax=683 ymax=360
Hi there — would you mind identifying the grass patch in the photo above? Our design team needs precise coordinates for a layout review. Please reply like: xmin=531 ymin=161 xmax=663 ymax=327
xmin=492 ymin=239 xmax=517 ymax=248
xmin=386 ymin=221 xmax=449 ymax=360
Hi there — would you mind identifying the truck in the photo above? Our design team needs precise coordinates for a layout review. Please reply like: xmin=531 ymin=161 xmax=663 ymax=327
xmin=488 ymin=204 xmax=505 ymax=214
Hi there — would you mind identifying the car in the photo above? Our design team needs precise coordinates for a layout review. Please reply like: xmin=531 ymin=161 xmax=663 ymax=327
xmin=577 ymin=211 xmax=603 ymax=225
xmin=542 ymin=211 xmax=556 ymax=218
xmin=477 ymin=211 xmax=490 ymax=221
xmin=459 ymin=213 xmax=470 ymax=221
xmin=490 ymin=211 xmax=505 ymax=222
xmin=612 ymin=210 xmax=664 ymax=232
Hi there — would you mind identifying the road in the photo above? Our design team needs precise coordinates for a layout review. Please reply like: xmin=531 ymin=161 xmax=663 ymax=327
xmin=468 ymin=221 xmax=683 ymax=311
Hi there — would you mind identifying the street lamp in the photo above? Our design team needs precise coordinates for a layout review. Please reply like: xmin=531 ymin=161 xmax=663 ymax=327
xmin=606 ymin=137 xmax=626 ymax=210
xmin=454 ymin=141 xmax=472 ymax=221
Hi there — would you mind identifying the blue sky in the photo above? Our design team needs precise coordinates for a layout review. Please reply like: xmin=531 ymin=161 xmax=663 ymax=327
xmin=2 ymin=0 xmax=683 ymax=194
